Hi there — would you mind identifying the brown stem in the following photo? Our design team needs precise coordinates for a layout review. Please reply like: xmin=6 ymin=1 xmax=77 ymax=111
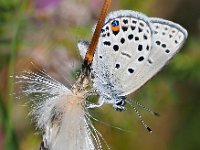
xmin=84 ymin=0 xmax=111 ymax=65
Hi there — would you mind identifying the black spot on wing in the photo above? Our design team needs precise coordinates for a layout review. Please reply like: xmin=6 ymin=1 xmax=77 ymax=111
xmin=121 ymin=38 xmax=125 ymax=44
xmin=131 ymin=26 xmax=136 ymax=31
xmin=138 ymin=56 xmax=144 ymax=62
xmin=123 ymin=19 xmax=128 ymax=24
xmin=113 ymin=45 xmax=119 ymax=51
xmin=102 ymin=34 xmax=106 ymax=37
xmin=138 ymin=44 xmax=143 ymax=51
xmin=115 ymin=64 xmax=120 ymax=69
xmin=128 ymin=68 xmax=134 ymax=74
xmin=165 ymin=49 xmax=170 ymax=53
xmin=138 ymin=27 xmax=143 ymax=33
xmin=161 ymin=44 xmax=166 ymax=48
xmin=103 ymin=41 xmax=111 ymax=46
xmin=148 ymin=59 xmax=153 ymax=64
xmin=101 ymin=29 xmax=105 ymax=33
xmin=139 ymin=22 xmax=144 ymax=27
xmin=154 ymin=31 xmax=158 ymax=34
xmin=156 ymin=41 xmax=161 ymax=45
xmin=121 ymin=52 xmax=131 ymax=58
xmin=128 ymin=34 xmax=134 ymax=40
xmin=106 ymin=26 xmax=109 ymax=30
xmin=122 ymin=26 xmax=128 ymax=32
xmin=146 ymin=45 xmax=150 ymax=51
xmin=132 ymin=20 xmax=137 ymax=24
xmin=113 ymin=30 xmax=119 ymax=36
xmin=135 ymin=36 xmax=139 ymax=41
xmin=143 ymin=34 xmax=147 ymax=40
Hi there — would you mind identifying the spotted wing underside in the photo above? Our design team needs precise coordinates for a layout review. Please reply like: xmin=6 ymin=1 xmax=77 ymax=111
xmin=92 ymin=11 xmax=152 ymax=95
xmin=77 ymin=11 xmax=187 ymax=97
xmin=121 ymin=17 xmax=188 ymax=95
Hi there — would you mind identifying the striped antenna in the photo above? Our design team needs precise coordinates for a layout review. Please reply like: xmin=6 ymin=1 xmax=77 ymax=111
xmin=131 ymin=100 xmax=160 ymax=116
xmin=84 ymin=0 xmax=111 ymax=65
xmin=126 ymin=101 xmax=153 ymax=133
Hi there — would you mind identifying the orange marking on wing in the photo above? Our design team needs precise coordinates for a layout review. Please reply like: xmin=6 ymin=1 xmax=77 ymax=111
xmin=84 ymin=0 xmax=111 ymax=65
xmin=111 ymin=26 xmax=120 ymax=32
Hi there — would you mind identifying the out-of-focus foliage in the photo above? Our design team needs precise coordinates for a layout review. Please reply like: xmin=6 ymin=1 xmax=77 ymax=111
xmin=0 ymin=0 xmax=199 ymax=150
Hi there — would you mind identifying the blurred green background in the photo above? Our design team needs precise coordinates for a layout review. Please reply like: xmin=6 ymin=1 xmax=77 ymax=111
xmin=0 ymin=0 xmax=200 ymax=149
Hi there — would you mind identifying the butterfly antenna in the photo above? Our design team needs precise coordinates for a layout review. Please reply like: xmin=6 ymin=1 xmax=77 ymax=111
xmin=131 ymin=100 xmax=160 ymax=116
xmin=84 ymin=0 xmax=111 ymax=66
xmin=126 ymin=101 xmax=152 ymax=133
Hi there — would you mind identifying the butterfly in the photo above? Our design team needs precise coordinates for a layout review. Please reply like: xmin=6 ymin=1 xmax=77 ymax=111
xmin=78 ymin=10 xmax=187 ymax=113
xmin=16 ymin=0 xmax=188 ymax=149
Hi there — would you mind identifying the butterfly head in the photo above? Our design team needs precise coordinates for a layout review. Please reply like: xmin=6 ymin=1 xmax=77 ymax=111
xmin=113 ymin=96 xmax=127 ymax=111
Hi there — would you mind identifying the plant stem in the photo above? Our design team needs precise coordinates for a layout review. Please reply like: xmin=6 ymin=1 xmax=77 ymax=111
xmin=4 ymin=1 xmax=25 ymax=149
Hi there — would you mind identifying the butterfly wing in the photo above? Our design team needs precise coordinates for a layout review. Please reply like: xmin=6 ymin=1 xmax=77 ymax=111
xmin=121 ymin=18 xmax=188 ymax=95
xmin=77 ymin=11 xmax=187 ymax=98
xmin=92 ymin=11 xmax=153 ymax=95
xmin=78 ymin=40 xmax=89 ymax=59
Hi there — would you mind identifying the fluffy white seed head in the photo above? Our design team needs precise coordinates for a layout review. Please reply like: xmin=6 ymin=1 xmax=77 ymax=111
xmin=15 ymin=71 xmax=104 ymax=150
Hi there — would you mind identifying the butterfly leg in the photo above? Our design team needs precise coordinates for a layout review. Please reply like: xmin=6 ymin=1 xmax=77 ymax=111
xmin=40 ymin=141 xmax=49 ymax=150
xmin=40 ymin=130 xmax=50 ymax=150
xmin=87 ymin=98 xmax=105 ymax=109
